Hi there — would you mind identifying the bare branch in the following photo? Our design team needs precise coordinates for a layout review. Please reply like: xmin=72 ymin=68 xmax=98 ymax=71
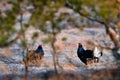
xmin=65 ymin=1 xmax=105 ymax=25
xmin=78 ymin=11 xmax=105 ymax=25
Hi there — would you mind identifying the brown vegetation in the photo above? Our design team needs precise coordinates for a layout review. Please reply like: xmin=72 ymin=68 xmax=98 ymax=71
xmin=0 ymin=66 xmax=119 ymax=80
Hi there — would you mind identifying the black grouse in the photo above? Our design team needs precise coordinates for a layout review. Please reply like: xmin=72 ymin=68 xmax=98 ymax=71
xmin=77 ymin=42 xmax=103 ymax=65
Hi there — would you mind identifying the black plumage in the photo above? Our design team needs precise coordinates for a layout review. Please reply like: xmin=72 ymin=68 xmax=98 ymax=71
xmin=77 ymin=42 xmax=102 ymax=65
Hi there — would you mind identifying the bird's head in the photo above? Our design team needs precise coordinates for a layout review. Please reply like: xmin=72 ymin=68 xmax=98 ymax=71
xmin=35 ymin=44 xmax=44 ymax=53
xmin=37 ymin=44 xmax=42 ymax=49
xmin=38 ymin=44 xmax=42 ymax=47
xmin=78 ymin=42 xmax=82 ymax=46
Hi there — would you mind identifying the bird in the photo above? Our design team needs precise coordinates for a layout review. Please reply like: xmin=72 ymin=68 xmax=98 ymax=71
xmin=77 ymin=42 xmax=103 ymax=65
xmin=23 ymin=44 xmax=44 ymax=65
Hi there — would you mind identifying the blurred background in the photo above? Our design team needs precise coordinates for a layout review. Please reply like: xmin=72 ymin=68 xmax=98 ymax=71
xmin=0 ymin=0 xmax=120 ymax=80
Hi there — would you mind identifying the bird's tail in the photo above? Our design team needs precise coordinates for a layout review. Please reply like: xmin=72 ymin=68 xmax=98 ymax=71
xmin=93 ymin=47 xmax=103 ymax=58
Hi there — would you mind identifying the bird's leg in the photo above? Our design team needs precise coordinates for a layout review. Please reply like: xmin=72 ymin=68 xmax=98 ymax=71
xmin=86 ymin=58 xmax=94 ymax=65
xmin=94 ymin=57 xmax=99 ymax=63
xmin=94 ymin=57 xmax=96 ymax=63
xmin=96 ymin=58 xmax=99 ymax=63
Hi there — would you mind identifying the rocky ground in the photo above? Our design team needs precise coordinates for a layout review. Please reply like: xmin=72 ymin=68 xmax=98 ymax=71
xmin=0 ymin=27 xmax=120 ymax=80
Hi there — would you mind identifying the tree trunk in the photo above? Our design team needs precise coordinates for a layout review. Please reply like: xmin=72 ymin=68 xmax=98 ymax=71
xmin=25 ymin=61 xmax=28 ymax=80
xmin=20 ymin=11 xmax=29 ymax=80
xmin=105 ymin=24 xmax=120 ymax=48
xmin=51 ymin=35 xmax=58 ymax=74
xmin=104 ymin=23 xmax=120 ymax=60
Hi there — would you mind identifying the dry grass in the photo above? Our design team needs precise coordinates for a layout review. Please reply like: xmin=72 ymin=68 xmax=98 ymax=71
xmin=85 ymin=40 xmax=95 ymax=50
xmin=1 ymin=48 xmax=13 ymax=59
xmin=49 ymin=72 xmax=86 ymax=80
xmin=88 ymin=66 xmax=120 ymax=80
xmin=0 ymin=66 xmax=9 ymax=74
xmin=1 ymin=66 xmax=119 ymax=80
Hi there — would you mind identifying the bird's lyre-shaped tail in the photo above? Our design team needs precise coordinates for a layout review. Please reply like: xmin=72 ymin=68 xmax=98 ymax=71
xmin=93 ymin=47 xmax=102 ymax=57
xmin=93 ymin=47 xmax=103 ymax=63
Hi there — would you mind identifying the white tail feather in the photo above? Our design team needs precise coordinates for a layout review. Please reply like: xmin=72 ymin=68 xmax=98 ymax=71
xmin=93 ymin=47 xmax=102 ymax=57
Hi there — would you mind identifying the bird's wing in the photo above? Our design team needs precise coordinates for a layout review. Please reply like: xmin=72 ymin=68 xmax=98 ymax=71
xmin=23 ymin=50 xmax=35 ymax=63
xmin=27 ymin=50 xmax=35 ymax=58
xmin=85 ymin=50 xmax=93 ymax=58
